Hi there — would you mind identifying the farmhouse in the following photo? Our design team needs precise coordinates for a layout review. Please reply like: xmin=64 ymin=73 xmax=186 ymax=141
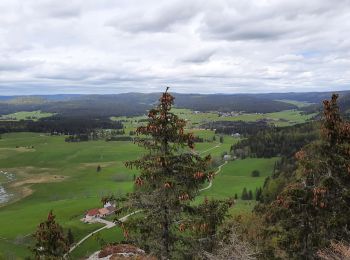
xmin=106 ymin=205 xmax=116 ymax=214
xmin=85 ymin=208 xmax=100 ymax=221
xmin=98 ymin=207 xmax=109 ymax=217
xmin=84 ymin=204 xmax=116 ymax=222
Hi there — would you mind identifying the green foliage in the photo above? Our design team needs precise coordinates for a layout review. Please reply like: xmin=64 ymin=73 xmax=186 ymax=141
xmin=32 ymin=211 xmax=69 ymax=258
xmin=257 ymin=94 xmax=350 ymax=259
xmin=232 ymin=122 xmax=319 ymax=158
xmin=251 ymin=170 xmax=260 ymax=177
xmin=241 ymin=187 xmax=248 ymax=200
xmin=255 ymin=187 xmax=262 ymax=201
xmin=124 ymin=90 xmax=231 ymax=259
xmin=67 ymin=228 xmax=74 ymax=246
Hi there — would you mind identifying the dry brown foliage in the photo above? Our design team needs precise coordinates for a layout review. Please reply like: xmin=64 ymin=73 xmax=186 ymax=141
xmin=318 ymin=241 xmax=350 ymax=260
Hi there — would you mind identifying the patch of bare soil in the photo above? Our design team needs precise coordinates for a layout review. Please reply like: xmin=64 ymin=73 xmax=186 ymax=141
xmin=0 ymin=147 xmax=36 ymax=152
xmin=10 ymin=175 xmax=66 ymax=188
xmin=0 ymin=167 xmax=66 ymax=207
xmin=79 ymin=161 xmax=116 ymax=169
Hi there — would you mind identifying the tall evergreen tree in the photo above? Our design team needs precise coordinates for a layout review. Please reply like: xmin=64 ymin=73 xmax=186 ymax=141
xmin=67 ymin=229 xmax=74 ymax=246
xmin=257 ymin=94 xmax=350 ymax=259
xmin=124 ymin=89 xmax=230 ymax=259
xmin=32 ymin=211 xmax=69 ymax=259
xmin=248 ymin=190 xmax=253 ymax=200
xmin=241 ymin=187 xmax=248 ymax=200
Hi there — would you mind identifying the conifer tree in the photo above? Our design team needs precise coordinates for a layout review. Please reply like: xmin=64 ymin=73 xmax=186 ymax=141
xmin=248 ymin=190 xmax=253 ymax=200
xmin=67 ymin=229 xmax=74 ymax=246
xmin=241 ymin=187 xmax=248 ymax=200
xmin=32 ymin=210 xmax=69 ymax=259
xmin=124 ymin=89 xmax=230 ymax=259
xmin=258 ymin=94 xmax=350 ymax=258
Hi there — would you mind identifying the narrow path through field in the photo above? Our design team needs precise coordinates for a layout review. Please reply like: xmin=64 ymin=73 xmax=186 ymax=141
xmin=67 ymin=210 xmax=141 ymax=256
xmin=199 ymin=161 xmax=227 ymax=192
xmin=67 ymin=143 xmax=225 ymax=257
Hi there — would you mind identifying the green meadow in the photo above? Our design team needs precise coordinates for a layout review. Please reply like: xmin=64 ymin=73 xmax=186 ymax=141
xmin=0 ymin=131 xmax=275 ymax=258
xmin=276 ymin=99 xmax=315 ymax=108
xmin=0 ymin=111 xmax=54 ymax=121
xmin=0 ymin=106 xmax=310 ymax=258
xmin=113 ymin=108 xmax=316 ymax=129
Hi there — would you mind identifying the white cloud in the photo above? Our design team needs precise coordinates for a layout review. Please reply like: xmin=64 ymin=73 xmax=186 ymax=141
xmin=0 ymin=0 xmax=349 ymax=94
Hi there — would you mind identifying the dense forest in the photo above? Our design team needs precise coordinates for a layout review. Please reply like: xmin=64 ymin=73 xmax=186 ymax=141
xmin=0 ymin=116 xmax=123 ymax=135
xmin=1 ymin=92 xmax=349 ymax=118
xmin=203 ymin=121 xmax=271 ymax=136
xmin=250 ymin=94 xmax=350 ymax=259
xmin=231 ymin=122 xmax=319 ymax=158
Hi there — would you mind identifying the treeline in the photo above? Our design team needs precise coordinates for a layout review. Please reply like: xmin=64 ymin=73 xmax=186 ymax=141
xmin=300 ymin=91 xmax=350 ymax=115
xmin=229 ymin=122 xmax=320 ymax=204
xmin=0 ymin=116 xmax=123 ymax=135
xmin=231 ymin=122 xmax=319 ymax=158
xmin=173 ymin=93 xmax=297 ymax=113
xmin=203 ymin=120 xmax=271 ymax=136
xmin=0 ymin=93 xmax=302 ymax=118
xmin=226 ymin=94 xmax=350 ymax=259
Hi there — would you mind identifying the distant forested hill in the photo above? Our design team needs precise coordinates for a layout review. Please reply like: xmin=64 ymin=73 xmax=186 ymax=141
xmin=172 ymin=94 xmax=296 ymax=113
xmin=0 ymin=91 xmax=348 ymax=117
xmin=258 ymin=90 xmax=350 ymax=103
xmin=300 ymin=92 xmax=350 ymax=115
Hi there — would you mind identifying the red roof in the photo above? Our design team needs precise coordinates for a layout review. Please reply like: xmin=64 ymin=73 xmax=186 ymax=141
xmin=86 ymin=208 xmax=100 ymax=216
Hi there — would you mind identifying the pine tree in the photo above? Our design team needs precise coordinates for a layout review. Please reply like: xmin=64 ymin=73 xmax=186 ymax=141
xmin=251 ymin=170 xmax=260 ymax=177
xmin=124 ymin=89 xmax=230 ymax=259
xmin=32 ymin=210 xmax=69 ymax=259
xmin=255 ymin=187 xmax=262 ymax=201
xmin=241 ymin=187 xmax=248 ymax=200
xmin=259 ymin=94 xmax=350 ymax=258
xmin=248 ymin=190 xmax=253 ymax=200
xmin=67 ymin=228 xmax=74 ymax=246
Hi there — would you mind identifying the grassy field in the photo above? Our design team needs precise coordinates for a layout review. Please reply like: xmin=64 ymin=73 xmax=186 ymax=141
xmin=0 ymin=130 xmax=276 ymax=258
xmin=0 ymin=111 xmax=55 ymax=121
xmin=0 ymin=133 xmax=141 ymax=258
xmin=112 ymin=108 xmax=316 ymax=129
xmin=276 ymin=99 xmax=315 ymax=108
xmin=197 ymin=158 xmax=278 ymax=215
xmin=0 ymin=104 xmax=304 ymax=259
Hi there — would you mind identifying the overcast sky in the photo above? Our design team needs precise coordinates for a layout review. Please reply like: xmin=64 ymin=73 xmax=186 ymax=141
xmin=0 ymin=0 xmax=350 ymax=95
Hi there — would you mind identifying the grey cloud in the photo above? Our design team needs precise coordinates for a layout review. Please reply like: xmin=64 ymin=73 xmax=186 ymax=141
xmin=0 ymin=0 xmax=349 ymax=94
xmin=32 ymin=1 xmax=82 ymax=19
xmin=106 ymin=1 xmax=201 ymax=33
xmin=198 ymin=0 xmax=349 ymax=42
xmin=0 ymin=58 xmax=41 ymax=71
xmin=181 ymin=49 xmax=215 ymax=63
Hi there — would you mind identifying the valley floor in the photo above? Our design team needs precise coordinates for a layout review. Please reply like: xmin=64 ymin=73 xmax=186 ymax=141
xmin=0 ymin=132 xmax=276 ymax=259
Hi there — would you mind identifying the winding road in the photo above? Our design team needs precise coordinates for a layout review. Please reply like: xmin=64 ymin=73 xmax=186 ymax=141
xmin=66 ymin=210 xmax=142 ymax=256
xmin=68 ymin=143 xmax=226 ymax=256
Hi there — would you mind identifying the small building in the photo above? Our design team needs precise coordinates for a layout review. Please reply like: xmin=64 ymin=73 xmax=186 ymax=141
xmin=106 ymin=206 xmax=116 ymax=214
xmin=232 ymin=133 xmax=241 ymax=138
xmin=85 ymin=208 xmax=100 ymax=221
xmin=98 ymin=208 xmax=109 ymax=217
xmin=103 ymin=202 xmax=113 ymax=208
xmin=223 ymin=155 xmax=232 ymax=161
